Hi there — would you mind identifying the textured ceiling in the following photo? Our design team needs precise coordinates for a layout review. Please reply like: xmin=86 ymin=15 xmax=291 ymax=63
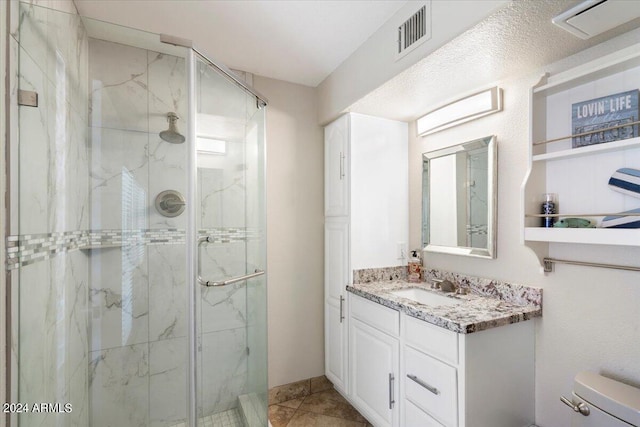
xmin=348 ymin=0 xmax=640 ymax=122
xmin=74 ymin=0 xmax=408 ymax=87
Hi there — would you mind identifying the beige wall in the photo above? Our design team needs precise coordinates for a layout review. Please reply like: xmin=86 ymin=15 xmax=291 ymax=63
xmin=408 ymin=33 xmax=640 ymax=426
xmin=253 ymin=76 xmax=325 ymax=388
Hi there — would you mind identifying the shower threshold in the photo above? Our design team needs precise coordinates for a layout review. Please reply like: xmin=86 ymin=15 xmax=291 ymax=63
xmin=169 ymin=393 xmax=270 ymax=427
xmin=170 ymin=408 xmax=243 ymax=427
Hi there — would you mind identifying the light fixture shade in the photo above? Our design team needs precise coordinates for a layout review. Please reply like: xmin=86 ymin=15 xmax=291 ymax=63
xmin=417 ymin=87 xmax=502 ymax=136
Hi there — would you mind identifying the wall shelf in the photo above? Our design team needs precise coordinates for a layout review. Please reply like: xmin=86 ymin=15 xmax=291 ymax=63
xmin=524 ymin=227 xmax=640 ymax=246
xmin=533 ymin=136 xmax=640 ymax=162
xmin=522 ymin=41 xmax=640 ymax=271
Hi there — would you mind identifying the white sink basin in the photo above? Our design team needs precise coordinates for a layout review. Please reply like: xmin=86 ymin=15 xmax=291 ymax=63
xmin=390 ymin=288 xmax=462 ymax=307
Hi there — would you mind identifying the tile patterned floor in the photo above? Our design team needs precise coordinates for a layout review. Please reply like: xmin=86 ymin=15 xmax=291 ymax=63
xmin=269 ymin=376 xmax=373 ymax=427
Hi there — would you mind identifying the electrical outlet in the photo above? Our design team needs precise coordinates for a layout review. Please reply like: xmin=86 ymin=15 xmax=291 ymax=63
xmin=397 ymin=242 xmax=407 ymax=261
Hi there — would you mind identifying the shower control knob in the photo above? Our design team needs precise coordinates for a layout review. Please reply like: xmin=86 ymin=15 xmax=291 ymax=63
xmin=155 ymin=190 xmax=186 ymax=217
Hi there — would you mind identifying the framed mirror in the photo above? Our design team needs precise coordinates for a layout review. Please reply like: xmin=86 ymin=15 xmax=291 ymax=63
xmin=422 ymin=135 xmax=497 ymax=258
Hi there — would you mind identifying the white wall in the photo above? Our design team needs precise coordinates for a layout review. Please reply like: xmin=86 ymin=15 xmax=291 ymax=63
xmin=253 ymin=76 xmax=325 ymax=388
xmin=350 ymin=114 xmax=408 ymax=270
xmin=317 ymin=0 xmax=507 ymax=124
xmin=408 ymin=32 xmax=640 ymax=427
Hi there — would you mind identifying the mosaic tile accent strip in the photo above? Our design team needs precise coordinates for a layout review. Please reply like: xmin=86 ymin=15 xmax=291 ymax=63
xmin=6 ymin=228 xmax=262 ymax=269
xmin=6 ymin=231 xmax=90 ymax=269
xmin=353 ymin=266 xmax=407 ymax=284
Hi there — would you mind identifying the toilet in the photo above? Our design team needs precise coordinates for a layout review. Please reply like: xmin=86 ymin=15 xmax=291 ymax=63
xmin=564 ymin=371 xmax=640 ymax=426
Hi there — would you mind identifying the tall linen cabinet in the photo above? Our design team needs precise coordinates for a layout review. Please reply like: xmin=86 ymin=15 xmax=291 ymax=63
xmin=324 ymin=113 xmax=409 ymax=395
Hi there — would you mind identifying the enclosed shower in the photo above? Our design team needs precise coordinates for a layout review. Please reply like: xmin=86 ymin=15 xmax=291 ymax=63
xmin=6 ymin=3 xmax=268 ymax=426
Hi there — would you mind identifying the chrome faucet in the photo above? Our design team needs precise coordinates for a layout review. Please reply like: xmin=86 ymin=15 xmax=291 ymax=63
xmin=439 ymin=279 xmax=457 ymax=293
xmin=431 ymin=278 xmax=468 ymax=294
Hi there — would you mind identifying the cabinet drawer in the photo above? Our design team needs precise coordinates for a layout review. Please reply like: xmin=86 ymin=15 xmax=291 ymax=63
xmin=349 ymin=293 xmax=399 ymax=336
xmin=404 ymin=399 xmax=444 ymax=427
xmin=403 ymin=313 xmax=458 ymax=365
xmin=404 ymin=346 xmax=457 ymax=427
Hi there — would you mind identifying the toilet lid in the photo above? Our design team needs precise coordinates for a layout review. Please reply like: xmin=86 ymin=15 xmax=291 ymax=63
xmin=574 ymin=371 xmax=640 ymax=426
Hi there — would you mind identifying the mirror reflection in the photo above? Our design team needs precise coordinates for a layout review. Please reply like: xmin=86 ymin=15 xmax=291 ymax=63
xmin=422 ymin=135 xmax=496 ymax=258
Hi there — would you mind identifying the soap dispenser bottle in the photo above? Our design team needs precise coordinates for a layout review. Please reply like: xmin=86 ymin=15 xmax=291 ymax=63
xmin=408 ymin=250 xmax=422 ymax=283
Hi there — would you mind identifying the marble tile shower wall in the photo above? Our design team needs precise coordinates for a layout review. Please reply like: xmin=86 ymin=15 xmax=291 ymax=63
xmin=12 ymin=4 xmax=90 ymax=427
xmin=87 ymin=39 xmax=253 ymax=425
xmin=197 ymin=135 xmax=253 ymax=417
xmin=87 ymin=38 xmax=190 ymax=427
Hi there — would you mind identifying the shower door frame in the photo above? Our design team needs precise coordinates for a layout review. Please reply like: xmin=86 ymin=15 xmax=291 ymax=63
xmin=172 ymin=36 xmax=269 ymax=426
xmin=1 ymin=1 xmax=9 ymax=425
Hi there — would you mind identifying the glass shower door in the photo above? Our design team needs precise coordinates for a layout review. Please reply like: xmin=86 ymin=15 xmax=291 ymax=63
xmin=12 ymin=4 xmax=267 ymax=425
xmin=193 ymin=55 xmax=267 ymax=426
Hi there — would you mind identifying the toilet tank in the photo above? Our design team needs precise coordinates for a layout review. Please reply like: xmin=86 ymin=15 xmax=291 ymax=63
xmin=569 ymin=371 xmax=640 ymax=427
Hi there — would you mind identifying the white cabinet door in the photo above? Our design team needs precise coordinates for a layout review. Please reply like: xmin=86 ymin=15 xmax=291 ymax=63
xmin=324 ymin=218 xmax=349 ymax=302
xmin=324 ymin=218 xmax=349 ymax=392
xmin=324 ymin=114 xmax=349 ymax=217
xmin=403 ymin=346 xmax=458 ymax=427
xmin=350 ymin=317 xmax=399 ymax=427
xmin=325 ymin=300 xmax=347 ymax=392
xmin=404 ymin=400 xmax=444 ymax=427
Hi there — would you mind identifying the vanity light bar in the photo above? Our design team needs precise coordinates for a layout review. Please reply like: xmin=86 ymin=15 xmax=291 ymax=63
xmin=417 ymin=87 xmax=502 ymax=136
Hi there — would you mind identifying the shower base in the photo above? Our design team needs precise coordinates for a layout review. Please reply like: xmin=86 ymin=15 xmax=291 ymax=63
xmin=170 ymin=408 xmax=243 ymax=427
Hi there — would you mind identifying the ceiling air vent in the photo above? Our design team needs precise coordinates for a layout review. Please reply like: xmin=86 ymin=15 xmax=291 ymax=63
xmin=552 ymin=0 xmax=640 ymax=40
xmin=397 ymin=3 xmax=431 ymax=59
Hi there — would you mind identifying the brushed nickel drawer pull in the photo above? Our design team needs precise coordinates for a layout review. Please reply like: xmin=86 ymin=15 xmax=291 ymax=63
xmin=389 ymin=373 xmax=395 ymax=409
xmin=407 ymin=374 xmax=440 ymax=395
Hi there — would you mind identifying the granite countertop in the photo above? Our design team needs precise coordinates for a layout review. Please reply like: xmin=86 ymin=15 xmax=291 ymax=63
xmin=347 ymin=280 xmax=542 ymax=334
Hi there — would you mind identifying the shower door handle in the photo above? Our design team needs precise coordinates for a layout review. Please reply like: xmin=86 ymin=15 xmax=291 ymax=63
xmin=198 ymin=269 xmax=265 ymax=287
xmin=197 ymin=235 xmax=265 ymax=287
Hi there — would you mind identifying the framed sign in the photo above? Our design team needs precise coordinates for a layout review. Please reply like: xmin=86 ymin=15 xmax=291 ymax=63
xmin=571 ymin=89 xmax=639 ymax=148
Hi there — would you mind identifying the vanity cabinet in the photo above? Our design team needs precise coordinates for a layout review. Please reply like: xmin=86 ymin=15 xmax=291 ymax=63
xmin=347 ymin=293 xmax=535 ymax=427
xmin=323 ymin=113 xmax=408 ymax=395
xmin=522 ymin=43 xmax=640 ymax=265
xmin=349 ymin=292 xmax=400 ymax=427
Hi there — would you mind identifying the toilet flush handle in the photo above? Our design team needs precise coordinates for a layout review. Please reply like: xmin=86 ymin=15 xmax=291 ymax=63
xmin=560 ymin=396 xmax=590 ymax=416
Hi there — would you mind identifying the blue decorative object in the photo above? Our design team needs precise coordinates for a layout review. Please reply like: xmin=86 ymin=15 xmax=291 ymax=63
xmin=571 ymin=90 xmax=639 ymax=148
xmin=608 ymin=168 xmax=640 ymax=199
xmin=602 ymin=208 xmax=640 ymax=229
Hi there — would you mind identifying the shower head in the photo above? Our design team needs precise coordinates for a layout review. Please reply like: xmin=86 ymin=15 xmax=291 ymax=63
xmin=159 ymin=112 xmax=186 ymax=144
